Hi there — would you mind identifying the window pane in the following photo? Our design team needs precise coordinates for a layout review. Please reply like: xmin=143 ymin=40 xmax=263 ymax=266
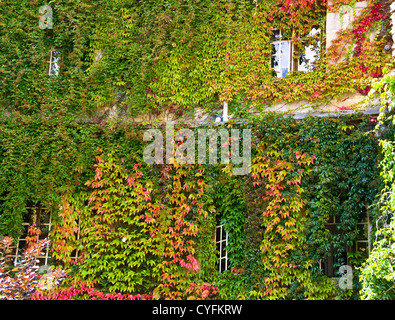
xmin=20 ymin=224 xmax=29 ymax=239
xmin=51 ymin=51 xmax=60 ymax=63
xmin=280 ymin=41 xmax=290 ymax=56
xmin=50 ymin=62 xmax=59 ymax=76
xmin=49 ymin=51 xmax=60 ymax=76
xmin=281 ymin=67 xmax=289 ymax=78
xmin=359 ymin=209 xmax=368 ymax=223
xmin=220 ymin=258 xmax=226 ymax=272
xmin=221 ymin=242 xmax=226 ymax=258
xmin=298 ymin=28 xmax=321 ymax=72
xmin=272 ymin=41 xmax=291 ymax=78
xmin=356 ymin=241 xmax=368 ymax=253
xmin=356 ymin=223 xmax=368 ymax=240
xmin=272 ymin=53 xmax=279 ymax=68
xmin=39 ymin=209 xmax=51 ymax=224
xmin=215 ymin=224 xmax=229 ymax=272
xmin=18 ymin=240 xmax=27 ymax=251
xmin=216 ymin=226 xmax=221 ymax=242
xmin=40 ymin=224 xmax=51 ymax=239
xmin=272 ymin=43 xmax=280 ymax=55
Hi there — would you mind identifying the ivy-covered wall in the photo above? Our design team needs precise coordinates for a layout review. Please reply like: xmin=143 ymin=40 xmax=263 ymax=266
xmin=1 ymin=0 xmax=394 ymax=300
xmin=1 ymin=0 xmax=393 ymax=120
xmin=0 ymin=112 xmax=387 ymax=299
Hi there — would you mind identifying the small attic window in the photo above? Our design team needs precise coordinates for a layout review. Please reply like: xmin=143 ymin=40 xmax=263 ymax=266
xmin=47 ymin=50 xmax=60 ymax=76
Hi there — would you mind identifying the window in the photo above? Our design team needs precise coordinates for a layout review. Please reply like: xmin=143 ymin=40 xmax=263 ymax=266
xmin=298 ymin=28 xmax=321 ymax=72
xmin=355 ymin=208 xmax=371 ymax=255
xmin=47 ymin=50 xmax=60 ymax=76
xmin=271 ymin=30 xmax=293 ymax=78
xmin=9 ymin=206 xmax=52 ymax=266
xmin=271 ymin=28 xmax=321 ymax=77
xmin=215 ymin=224 xmax=228 ymax=272
xmin=319 ymin=215 xmax=350 ymax=278
xmin=320 ymin=208 xmax=371 ymax=278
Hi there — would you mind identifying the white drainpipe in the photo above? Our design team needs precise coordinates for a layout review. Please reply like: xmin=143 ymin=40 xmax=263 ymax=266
xmin=223 ymin=101 xmax=228 ymax=122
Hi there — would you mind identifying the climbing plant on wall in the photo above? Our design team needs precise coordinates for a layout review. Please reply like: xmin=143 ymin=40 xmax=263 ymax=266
xmin=359 ymin=75 xmax=395 ymax=300
xmin=209 ymin=113 xmax=381 ymax=300
xmin=0 ymin=110 xmax=384 ymax=299
xmin=2 ymin=0 xmax=391 ymax=119
xmin=0 ymin=0 xmax=392 ymax=300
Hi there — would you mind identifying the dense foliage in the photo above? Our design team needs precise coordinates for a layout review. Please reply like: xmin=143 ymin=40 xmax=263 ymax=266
xmin=0 ymin=225 xmax=65 ymax=300
xmin=359 ymin=75 xmax=395 ymax=300
xmin=0 ymin=111 xmax=383 ymax=299
xmin=0 ymin=0 xmax=393 ymax=118
xmin=0 ymin=0 xmax=394 ymax=300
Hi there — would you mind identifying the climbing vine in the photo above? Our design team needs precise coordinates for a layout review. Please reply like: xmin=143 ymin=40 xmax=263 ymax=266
xmin=0 ymin=0 xmax=392 ymax=300
xmin=1 ymin=0 xmax=392 ymax=119
xmin=0 ymin=111 xmax=384 ymax=299
xmin=359 ymin=75 xmax=395 ymax=299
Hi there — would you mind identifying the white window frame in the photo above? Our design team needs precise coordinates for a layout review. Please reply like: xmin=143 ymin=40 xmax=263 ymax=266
xmin=271 ymin=30 xmax=293 ymax=78
xmin=215 ymin=224 xmax=228 ymax=272
xmin=47 ymin=50 xmax=60 ymax=76
xmin=10 ymin=207 xmax=52 ymax=266
xmin=356 ymin=208 xmax=371 ymax=255
xmin=271 ymin=28 xmax=321 ymax=77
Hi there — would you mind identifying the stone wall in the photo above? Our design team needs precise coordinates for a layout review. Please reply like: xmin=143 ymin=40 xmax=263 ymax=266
xmin=326 ymin=1 xmax=368 ymax=50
